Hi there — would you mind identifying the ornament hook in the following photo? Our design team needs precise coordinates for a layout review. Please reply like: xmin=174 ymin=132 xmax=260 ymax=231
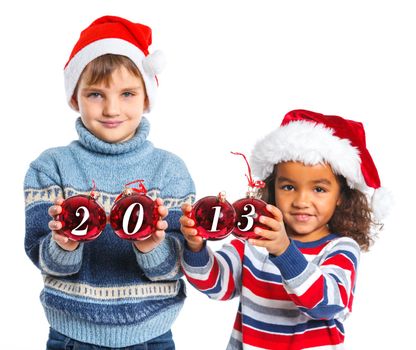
xmin=231 ymin=152 xmax=265 ymax=198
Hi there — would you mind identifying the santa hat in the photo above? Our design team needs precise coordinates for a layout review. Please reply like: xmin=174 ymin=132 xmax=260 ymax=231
xmin=250 ymin=109 xmax=392 ymax=221
xmin=64 ymin=15 xmax=165 ymax=113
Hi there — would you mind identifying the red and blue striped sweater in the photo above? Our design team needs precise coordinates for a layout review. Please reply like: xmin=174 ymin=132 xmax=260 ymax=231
xmin=182 ymin=234 xmax=360 ymax=350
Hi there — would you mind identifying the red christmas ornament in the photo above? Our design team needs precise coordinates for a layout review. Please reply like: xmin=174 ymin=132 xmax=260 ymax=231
xmin=191 ymin=192 xmax=236 ymax=240
xmin=109 ymin=180 xmax=158 ymax=240
xmin=231 ymin=152 xmax=272 ymax=240
xmin=57 ymin=182 xmax=107 ymax=241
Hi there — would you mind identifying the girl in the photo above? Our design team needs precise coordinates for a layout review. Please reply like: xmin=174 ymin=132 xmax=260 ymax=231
xmin=180 ymin=109 xmax=390 ymax=349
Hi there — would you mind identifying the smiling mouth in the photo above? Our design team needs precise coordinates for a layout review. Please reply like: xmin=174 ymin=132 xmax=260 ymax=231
xmin=292 ymin=214 xmax=313 ymax=222
xmin=100 ymin=120 xmax=123 ymax=128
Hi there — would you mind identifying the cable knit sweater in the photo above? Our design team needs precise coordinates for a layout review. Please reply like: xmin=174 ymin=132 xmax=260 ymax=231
xmin=24 ymin=117 xmax=195 ymax=347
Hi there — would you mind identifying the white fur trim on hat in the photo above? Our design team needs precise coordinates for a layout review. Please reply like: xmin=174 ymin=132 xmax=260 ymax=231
xmin=64 ymin=38 xmax=161 ymax=113
xmin=250 ymin=120 xmax=367 ymax=191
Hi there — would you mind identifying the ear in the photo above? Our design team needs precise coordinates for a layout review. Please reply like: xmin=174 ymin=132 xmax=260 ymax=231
xmin=70 ymin=95 xmax=79 ymax=111
xmin=144 ymin=95 xmax=149 ymax=112
xmin=336 ymin=193 xmax=342 ymax=207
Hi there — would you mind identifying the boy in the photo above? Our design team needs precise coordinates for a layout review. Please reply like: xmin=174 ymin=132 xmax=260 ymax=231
xmin=24 ymin=16 xmax=195 ymax=349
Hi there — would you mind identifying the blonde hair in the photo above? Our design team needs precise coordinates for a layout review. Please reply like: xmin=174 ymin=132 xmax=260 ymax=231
xmin=73 ymin=54 xmax=146 ymax=96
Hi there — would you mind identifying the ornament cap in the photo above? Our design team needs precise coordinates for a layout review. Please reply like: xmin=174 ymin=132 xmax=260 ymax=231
xmin=246 ymin=187 xmax=262 ymax=199
xmin=116 ymin=179 xmax=148 ymax=202
xmin=123 ymin=188 xmax=134 ymax=196
xmin=217 ymin=191 xmax=227 ymax=203
xmin=89 ymin=180 xmax=100 ymax=200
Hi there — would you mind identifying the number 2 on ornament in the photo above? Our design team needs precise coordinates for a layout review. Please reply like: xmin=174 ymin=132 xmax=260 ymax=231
xmin=57 ymin=194 xmax=107 ymax=242
xmin=71 ymin=206 xmax=90 ymax=236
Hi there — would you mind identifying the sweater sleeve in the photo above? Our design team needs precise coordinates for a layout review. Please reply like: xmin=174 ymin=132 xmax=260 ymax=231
xmin=24 ymin=154 xmax=84 ymax=276
xmin=134 ymin=155 xmax=195 ymax=281
xmin=181 ymin=239 xmax=244 ymax=301
xmin=270 ymin=238 xmax=360 ymax=320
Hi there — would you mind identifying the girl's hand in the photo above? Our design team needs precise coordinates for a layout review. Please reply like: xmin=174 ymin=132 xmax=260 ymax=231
xmin=134 ymin=198 xmax=168 ymax=253
xmin=248 ymin=204 xmax=290 ymax=256
xmin=48 ymin=198 xmax=80 ymax=252
xmin=180 ymin=203 xmax=204 ymax=252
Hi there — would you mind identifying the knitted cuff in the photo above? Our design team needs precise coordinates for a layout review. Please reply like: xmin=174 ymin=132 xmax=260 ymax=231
xmin=182 ymin=241 xmax=210 ymax=267
xmin=48 ymin=237 xmax=84 ymax=265
xmin=39 ymin=233 xmax=84 ymax=275
xmin=133 ymin=238 xmax=171 ymax=269
xmin=269 ymin=240 xmax=308 ymax=280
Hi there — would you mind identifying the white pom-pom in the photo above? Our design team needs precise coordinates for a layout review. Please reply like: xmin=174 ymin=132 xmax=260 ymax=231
xmin=143 ymin=50 xmax=166 ymax=76
xmin=371 ymin=187 xmax=393 ymax=222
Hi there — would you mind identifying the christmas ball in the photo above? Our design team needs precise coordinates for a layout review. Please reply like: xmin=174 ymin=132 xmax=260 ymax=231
xmin=232 ymin=198 xmax=271 ymax=240
xmin=57 ymin=195 xmax=107 ymax=241
xmin=191 ymin=193 xmax=236 ymax=240
xmin=110 ymin=190 xmax=158 ymax=240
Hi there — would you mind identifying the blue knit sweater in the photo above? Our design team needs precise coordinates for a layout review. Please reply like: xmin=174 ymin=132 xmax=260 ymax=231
xmin=24 ymin=117 xmax=195 ymax=347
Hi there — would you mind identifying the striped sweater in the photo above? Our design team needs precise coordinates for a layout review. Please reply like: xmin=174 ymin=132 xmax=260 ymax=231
xmin=24 ymin=117 xmax=195 ymax=347
xmin=182 ymin=234 xmax=360 ymax=350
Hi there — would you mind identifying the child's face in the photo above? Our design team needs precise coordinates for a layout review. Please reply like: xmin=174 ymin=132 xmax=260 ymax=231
xmin=72 ymin=66 xmax=148 ymax=143
xmin=274 ymin=161 xmax=341 ymax=242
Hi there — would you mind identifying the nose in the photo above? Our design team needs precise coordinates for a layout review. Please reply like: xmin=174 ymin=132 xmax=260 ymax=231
xmin=292 ymin=190 xmax=310 ymax=209
xmin=103 ymin=96 xmax=120 ymax=117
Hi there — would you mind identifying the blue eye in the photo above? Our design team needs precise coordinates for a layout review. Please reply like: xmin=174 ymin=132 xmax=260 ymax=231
xmin=87 ymin=92 xmax=102 ymax=98
xmin=122 ymin=92 xmax=134 ymax=97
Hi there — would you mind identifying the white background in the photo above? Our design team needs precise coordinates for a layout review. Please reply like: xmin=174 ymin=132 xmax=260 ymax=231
xmin=1 ymin=0 xmax=414 ymax=349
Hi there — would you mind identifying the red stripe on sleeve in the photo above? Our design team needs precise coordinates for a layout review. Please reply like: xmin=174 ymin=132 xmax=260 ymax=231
xmin=184 ymin=258 xmax=220 ymax=290
xmin=289 ymin=274 xmax=325 ymax=308
xmin=230 ymin=239 xmax=245 ymax=261
xmin=221 ymin=263 xmax=236 ymax=300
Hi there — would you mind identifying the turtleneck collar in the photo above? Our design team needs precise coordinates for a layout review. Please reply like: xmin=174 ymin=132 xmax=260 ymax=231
xmin=75 ymin=117 xmax=151 ymax=155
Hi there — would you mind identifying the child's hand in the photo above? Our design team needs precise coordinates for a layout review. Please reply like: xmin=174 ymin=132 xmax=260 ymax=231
xmin=248 ymin=204 xmax=290 ymax=256
xmin=134 ymin=198 xmax=168 ymax=253
xmin=180 ymin=203 xmax=204 ymax=253
xmin=48 ymin=198 xmax=80 ymax=252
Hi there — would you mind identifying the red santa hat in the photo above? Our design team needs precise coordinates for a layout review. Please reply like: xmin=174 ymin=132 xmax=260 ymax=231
xmin=250 ymin=109 xmax=391 ymax=221
xmin=64 ymin=15 xmax=165 ymax=113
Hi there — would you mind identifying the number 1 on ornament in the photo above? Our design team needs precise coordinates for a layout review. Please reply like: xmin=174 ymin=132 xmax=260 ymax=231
xmin=191 ymin=192 xmax=236 ymax=240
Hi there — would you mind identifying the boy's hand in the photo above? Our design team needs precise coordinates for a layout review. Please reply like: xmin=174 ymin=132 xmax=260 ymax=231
xmin=48 ymin=198 xmax=80 ymax=251
xmin=133 ymin=198 xmax=168 ymax=253
xmin=248 ymin=204 xmax=290 ymax=256
xmin=180 ymin=203 xmax=204 ymax=253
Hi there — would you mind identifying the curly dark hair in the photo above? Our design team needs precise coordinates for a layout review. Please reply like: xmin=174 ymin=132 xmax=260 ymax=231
xmin=262 ymin=168 xmax=380 ymax=251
